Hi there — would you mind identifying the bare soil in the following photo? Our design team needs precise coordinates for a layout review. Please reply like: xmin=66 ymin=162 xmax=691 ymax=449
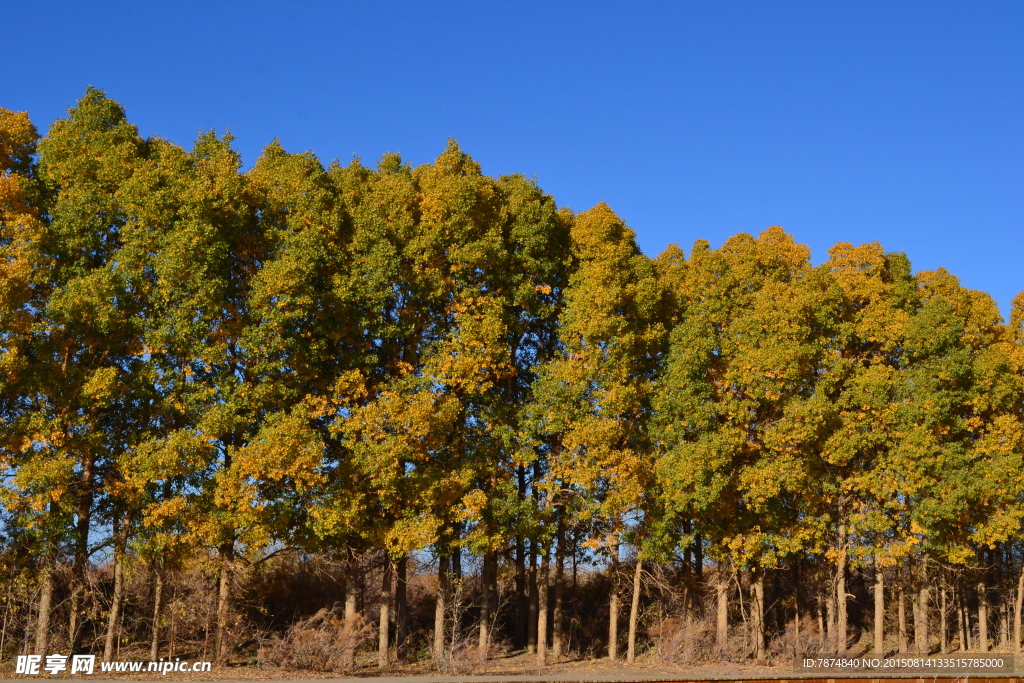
xmin=0 ymin=651 xmax=799 ymax=681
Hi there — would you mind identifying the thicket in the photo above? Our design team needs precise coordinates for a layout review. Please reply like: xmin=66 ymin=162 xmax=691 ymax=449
xmin=2 ymin=89 xmax=1024 ymax=671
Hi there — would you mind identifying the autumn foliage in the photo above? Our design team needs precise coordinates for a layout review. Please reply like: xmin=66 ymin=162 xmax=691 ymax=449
xmin=2 ymin=89 xmax=1024 ymax=670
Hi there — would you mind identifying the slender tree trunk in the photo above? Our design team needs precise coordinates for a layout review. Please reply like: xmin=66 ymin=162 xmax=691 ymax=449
xmin=751 ymin=566 xmax=765 ymax=660
xmin=68 ymin=451 xmax=96 ymax=654
xmin=917 ymin=585 xmax=933 ymax=655
xmin=608 ymin=533 xmax=620 ymax=660
xmin=378 ymin=557 xmax=393 ymax=668
xmin=940 ymin=585 xmax=947 ymax=654
xmin=1003 ymin=589 xmax=1011 ymax=651
xmin=516 ymin=535 xmax=527 ymax=649
xmin=0 ymin=584 xmax=10 ymax=659
xmin=694 ymin=533 xmax=703 ymax=581
xmin=825 ymin=582 xmax=835 ymax=646
xmin=479 ymin=552 xmax=492 ymax=660
xmin=627 ymin=559 xmax=642 ymax=663
xmin=434 ymin=556 xmax=448 ymax=664
xmin=34 ymin=560 xmax=55 ymax=656
xmin=1014 ymin=563 xmax=1024 ymax=654
xmin=553 ymin=517 xmax=565 ymax=660
xmin=150 ymin=568 xmax=164 ymax=661
xmin=344 ymin=576 xmax=358 ymax=628
xmin=342 ymin=553 xmax=360 ymax=671
xmin=215 ymin=542 xmax=233 ymax=664
xmin=103 ymin=552 xmax=124 ymax=660
xmin=536 ymin=546 xmax=550 ymax=666
xmin=835 ymin=528 xmax=848 ymax=653
xmin=395 ymin=555 xmax=408 ymax=660
xmin=116 ymin=601 xmax=124 ymax=659
xmin=874 ymin=559 xmax=885 ymax=653
xmin=794 ymin=605 xmax=800 ymax=656
xmin=103 ymin=517 xmax=127 ymax=661
xmin=170 ymin=605 xmax=177 ymax=659
xmin=898 ymin=584 xmax=908 ymax=653
xmin=515 ymin=465 xmax=528 ymax=650
xmin=68 ymin=591 xmax=80 ymax=655
xmin=1001 ymin=598 xmax=1010 ymax=651
xmin=915 ymin=562 xmax=929 ymax=654
xmin=527 ymin=540 xmax=538 ymax=654
xmin=0 ymin=584 xmax=11 ymax=659
xmin=977 ymin=579 xmax=989 ymax=652
xmin=959 ymin=587 xmax=970 ymax=651
xmin=997 ymin=545 xmax=1008 ymax=650
xmin=790 ymin=556 xmax=800 ymax=655
xmin=716 ymin=571 xmax=729 ymax=648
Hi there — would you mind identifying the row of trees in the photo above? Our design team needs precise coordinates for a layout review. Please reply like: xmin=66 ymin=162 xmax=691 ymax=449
xmin=2 ymin=89 xmax=1024 ymax=668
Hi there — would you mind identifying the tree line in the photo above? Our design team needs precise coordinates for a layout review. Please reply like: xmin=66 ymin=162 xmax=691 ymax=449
xmin=2 ymin=88 xmax=1024 ymax=669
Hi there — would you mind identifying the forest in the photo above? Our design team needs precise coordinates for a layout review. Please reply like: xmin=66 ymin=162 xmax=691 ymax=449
xmin=2 ymin=88 xmax=1024 ymax=672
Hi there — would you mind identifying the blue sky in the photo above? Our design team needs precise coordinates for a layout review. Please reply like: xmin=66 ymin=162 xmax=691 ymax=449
xmin=5 ymin=1 xmax=1023 ymax=316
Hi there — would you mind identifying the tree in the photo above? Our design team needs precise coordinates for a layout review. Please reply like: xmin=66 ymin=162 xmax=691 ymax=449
xmin=531 ymin=203 xmax=666 ymax=661
xmin=655 ymin=228 xmax=827 ymax=658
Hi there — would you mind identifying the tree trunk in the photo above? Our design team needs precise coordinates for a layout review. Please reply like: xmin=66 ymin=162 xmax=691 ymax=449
xmin=527 ymin=540 xmax=538 ymax=654
xmin=914 ymin=562 xmax=929 ymax=654
xmin=434 ymin=555 xmax=448 ymax=664
xmin=898 ymin=584 xmax=907 ymax=653
xmin=215 ymin=542 xmax=233 ymax=664
xmin=716 ymin=572 xmax=729 ymax=648
xmin=553 ymin=517 xmax=565 ymax=660
xmin=342 ymin=553 xmax=360 ymax=670
xmin=344 ymin=575 xmax=358 ymax=628
xmin=873 ymin=559 xmax=884 ymax=653
xmin=1001 ymin=598 xmax=1010 ymax=651
xmin=997 ymin=545 xmax=1008 ymax=650
xmin=0 ymin=584 xmax=10 ymax=659
xmin=69 ymin=451 xmax=96 ymax=654
xmin=913 ymin=586 xmax=928 ymax=654
xmin=608 ymin=533 xmax=620 ymax=660
xmin=378 ymin=557 xmax=393 ymax=668
xmin=34 ymin=560 xmax=55 ymax=656
xmin=68 ymin=591 xmax=81 ymax=655
xmin=515 ymin=465 xmax=528 ymax=650
xmin=516 ymin=535 xmax=527 ymax=649
xmin=977 ymin=579 xmax=988 ymax=652
xmin=792 ymin=556 xmax=801 ymax=655
xmin=395 ymin=555 xmax=408 ymax=660
xmin=694 ymin=533 xmax=703 ymax=581
xmin=1014 ymin=563 xmax=1024 ymax=654
xmin=940 ymin=585 xmax=947 ymax=654
xmin=170 ymin=607 xmax=177 ymax=659
xmin=536 ymin=545 xmax=550 ymax=666
xmin=751 ymin=566 xmax=765 ymax=660
xmin=959 ymin=587 xmax=970 ymax=651
xmin=627 ymin=560 xmax=642 ymax=663
xmin=103 ymin=517 xmax=127 ymax=661
xmin=825 ymin=583 xmax=835 ymax=646
xmin=150 ymin=568 xmax=164 ymax=661
xmin=835 ymin=531 xmax=847 ymax=653
xmin=479 ymin=552 xmax=492 ymax=661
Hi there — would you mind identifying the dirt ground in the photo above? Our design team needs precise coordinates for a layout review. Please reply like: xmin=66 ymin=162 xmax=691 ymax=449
xmin=0 ymin=651 xmax=799 ymax=681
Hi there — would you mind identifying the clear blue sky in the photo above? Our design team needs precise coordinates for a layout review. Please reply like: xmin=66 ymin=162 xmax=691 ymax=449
xmin=5 ymin=1 xmax=1023 ymax=316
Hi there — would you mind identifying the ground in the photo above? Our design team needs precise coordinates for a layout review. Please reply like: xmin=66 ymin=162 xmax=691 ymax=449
xmin=0 ymin=651 xmax=803 ymax=681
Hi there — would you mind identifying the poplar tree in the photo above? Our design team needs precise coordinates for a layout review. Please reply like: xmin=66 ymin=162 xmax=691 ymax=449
xmin=655 ymin=228 xmax=827 ymax=658
xmin=531 ymin=203 xmax=665 ymax=662
xmin=0 ymin=89 xmax=148 ymax=653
